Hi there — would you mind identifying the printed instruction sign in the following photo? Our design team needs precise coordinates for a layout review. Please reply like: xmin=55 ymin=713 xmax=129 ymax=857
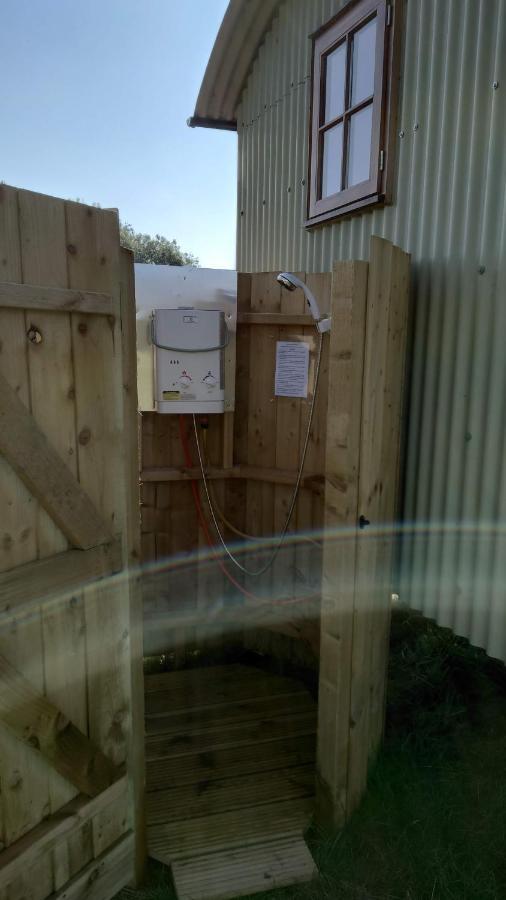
xmin=275 ymin=340 xmax=309 ymax=398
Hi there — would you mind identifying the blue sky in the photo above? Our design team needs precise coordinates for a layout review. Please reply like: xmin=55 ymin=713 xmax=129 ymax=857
xmin=0 ymin=0 xmax=236 ymax=268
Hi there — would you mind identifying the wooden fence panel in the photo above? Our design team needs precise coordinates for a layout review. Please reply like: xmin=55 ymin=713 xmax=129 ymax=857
xmin=140 ymin=270 xmax=330 ymax=664
xmin=0 ymin=185 xmax=144 ymax=899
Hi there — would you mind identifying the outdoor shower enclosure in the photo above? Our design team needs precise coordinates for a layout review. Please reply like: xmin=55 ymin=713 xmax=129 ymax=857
xmin=0 ymin=183 xmax=410 ymax=900
xmin=141 ymin=233 xmax=411 ymax=826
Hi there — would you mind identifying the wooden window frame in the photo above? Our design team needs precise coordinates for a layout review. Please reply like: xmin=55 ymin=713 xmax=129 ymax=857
xmin=306 ymin=0 xmax=401 ymax=227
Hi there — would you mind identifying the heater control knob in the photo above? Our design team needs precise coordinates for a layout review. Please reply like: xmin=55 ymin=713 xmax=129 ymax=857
xmin=203 ymin=371 xmax=217 ymax=390
xmin=178 ymin=371 xmax=192 ymax=390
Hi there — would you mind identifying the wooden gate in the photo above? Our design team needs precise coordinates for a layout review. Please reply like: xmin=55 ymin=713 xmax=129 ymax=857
xmin=0 ymin=186 xmax=144 ymax=899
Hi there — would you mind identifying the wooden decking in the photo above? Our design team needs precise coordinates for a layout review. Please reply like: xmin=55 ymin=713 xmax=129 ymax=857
xmin=145 ymin=664 xmax=318 ymax=900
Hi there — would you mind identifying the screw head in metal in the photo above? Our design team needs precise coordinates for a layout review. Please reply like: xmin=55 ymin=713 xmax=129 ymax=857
xmin=493 ymin=81 xmax=499 ymax=90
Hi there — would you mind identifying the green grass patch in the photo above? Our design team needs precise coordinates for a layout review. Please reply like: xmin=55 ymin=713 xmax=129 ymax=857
xmin=121 ymin=610 xmax=506 ymax=900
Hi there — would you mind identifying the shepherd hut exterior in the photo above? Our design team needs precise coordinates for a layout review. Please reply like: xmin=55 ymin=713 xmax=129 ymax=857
xmin=190 ymin=0 xmax=506 ymax=663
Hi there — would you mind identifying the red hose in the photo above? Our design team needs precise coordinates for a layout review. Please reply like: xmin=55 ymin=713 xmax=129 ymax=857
xmin=178 ymin=414 xmax=322 ymax=608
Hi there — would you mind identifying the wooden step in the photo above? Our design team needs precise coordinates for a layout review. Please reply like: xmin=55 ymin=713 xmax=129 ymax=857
xmin=145 ymin=709 xmax=317 ymax=760
xmin=147 ymin=765 xmax=315 ymax=825
xmin=171 ymin=836 xmax=317 ymax=900
xmin=146 ymin=733 xmax=316 ymax=790
xmin=148 ymin=797 xmax=314 ymax=863
xmin=145 ymin=691 xmax=316 ymax=737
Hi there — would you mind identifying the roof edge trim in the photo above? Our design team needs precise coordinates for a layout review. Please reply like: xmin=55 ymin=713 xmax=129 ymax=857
xmin=187 ymin=115 xmax=237 ymax=132
xmin=190 ymin=0 xmax=281 ymax=130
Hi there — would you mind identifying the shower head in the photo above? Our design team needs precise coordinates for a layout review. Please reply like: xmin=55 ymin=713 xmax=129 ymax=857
xmin=276 ymin=272 xmax=331 ymax=333
xmin=277 ymin=272 xmax=299 ymax=292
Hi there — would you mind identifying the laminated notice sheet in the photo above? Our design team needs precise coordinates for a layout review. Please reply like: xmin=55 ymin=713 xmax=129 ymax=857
xmin=274 ymin=340 xmax=309 ymax=398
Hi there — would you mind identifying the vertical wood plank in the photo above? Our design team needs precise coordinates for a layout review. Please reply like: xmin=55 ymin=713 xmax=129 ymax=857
xmin=346 ymin=239 xmax=411 ymax=814
xmin=0 ymin=185 xmax=37 ymax=572
xmin=18 ymin=191 xmax=86 ymax=857
xmin=0 ymin=187 xmax=52 ymax=881
xmin=297 ymin=273 xmax=331 ymax=612
xmin=119 ymin=246 xmax=146 ymax=882
xmin=245 ymin=274 xmax=280 ymax=605
xmin=196 ymin=415 xmax=227 ymax=654
xmin=316 ymin=260 xmax=369 ymax=827
xmin=64 ymin=201 xmax=130 ymax=862
xmin=19 ymin=190 xmax=74 ymax=558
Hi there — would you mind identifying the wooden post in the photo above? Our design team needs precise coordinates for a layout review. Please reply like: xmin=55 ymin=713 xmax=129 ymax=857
xmin=316 ymin=237 xmax=410 ymax=826
xmin=347 ymin=238 xmax=411 ymax=813
xmin=316 ymin=260 xmax=369 ymax=827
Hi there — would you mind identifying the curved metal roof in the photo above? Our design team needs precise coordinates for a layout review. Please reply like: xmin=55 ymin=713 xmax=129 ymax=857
xmin=188 ymin=0 xmax=280 ymax=131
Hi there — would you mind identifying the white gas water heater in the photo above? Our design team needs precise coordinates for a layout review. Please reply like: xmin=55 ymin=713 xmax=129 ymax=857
xmin=135 ymin=265 xmax=236 ymax=415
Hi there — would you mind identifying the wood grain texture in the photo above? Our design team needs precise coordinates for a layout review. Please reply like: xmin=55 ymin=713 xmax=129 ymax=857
xmin=0 ymin=187 xmax=140 ymax=897
xmin=0 ymin=539 xmax=122 ymax=621
xmin=17 ymin=191 xmax=79 ymax=845
xmin=171 ymin=836 xmax=316 ymax=900
xmin=0 ymin=778 xmax=127 ymax=891
xmin=316 ymin=259 xmax=369 ymax=827
xmin=346 ymin=238 xmax=411 ymax=815
xmin=49 ymin=832 xmax=134 ymax=900
xmin=0 ymin=186 xmax=50 ymax=856
xmin=0 ymin=371 xmax=112 ymax=550
xmin=0 ymin=653 xmax=119 ymax=796
xmin=139 ymin=269 xmax=331 ymax=662
xmin=148 ymin=797 xmax=313 ymax=863
xmin=145 ymin=664 xmax=317 ymax=900
xmin=119 ymin=246 xmax=146 ymax=883
xmin=237 ymin=312 xmax=314 ymax=326
xmin=0 ymin=282 xmax=115 ymax=316
xmin=64 ymin=200 xmax=132 ymax=864
xmin=316 ymin=239 xmax=410 ymax=828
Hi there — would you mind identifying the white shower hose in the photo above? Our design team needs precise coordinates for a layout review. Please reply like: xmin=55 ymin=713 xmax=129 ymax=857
xmin=192 ymin=325 xmax=324 ymax=577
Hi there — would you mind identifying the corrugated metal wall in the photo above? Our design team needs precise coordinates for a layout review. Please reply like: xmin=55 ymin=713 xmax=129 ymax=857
xmin=236 ymin=0 xmax=506 ymax=662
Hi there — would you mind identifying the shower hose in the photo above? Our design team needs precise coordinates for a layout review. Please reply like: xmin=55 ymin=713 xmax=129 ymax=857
xmin=192 ymin=325 xmax=325 ymax=578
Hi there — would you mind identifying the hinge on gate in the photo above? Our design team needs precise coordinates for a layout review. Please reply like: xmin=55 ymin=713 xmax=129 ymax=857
xmin=379 ymin=149 xmax=385 ymax=171
xmin=386 ymin=4 xmax=392 ymax=25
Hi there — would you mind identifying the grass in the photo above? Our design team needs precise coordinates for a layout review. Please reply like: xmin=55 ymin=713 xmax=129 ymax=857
xmin=120 ymin=610 xmax=506 ymax=900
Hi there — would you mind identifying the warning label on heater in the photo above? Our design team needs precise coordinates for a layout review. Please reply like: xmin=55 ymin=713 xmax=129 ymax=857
xmin=274 ymin=341 xmax=309 ymax=399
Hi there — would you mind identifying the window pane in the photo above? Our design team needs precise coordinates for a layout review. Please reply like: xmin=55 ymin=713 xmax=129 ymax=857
xmin=325 ymin=43 xmax=346 ymax=122
xmin=351 ymin=18 xmax=376 ymax=106
xmin=347 ymin=104 xmax=373 ymax=186
xmin=321 ymin=123 xmax=343 ymax=197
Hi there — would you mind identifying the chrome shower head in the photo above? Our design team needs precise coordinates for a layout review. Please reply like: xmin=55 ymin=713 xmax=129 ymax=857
xmin=276 ymin=271 xmax=331 ymax=333
xmin=277 ymin=272 xmax=299 ymax=292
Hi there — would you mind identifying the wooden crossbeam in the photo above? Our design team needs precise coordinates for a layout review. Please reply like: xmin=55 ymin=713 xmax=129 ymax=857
xmin=0 ymin=538 xmax=123 ymax=622
xmin=0 ymin=653 xmax=120 ymax=796
xmin=0 ymin=372 xmax=112 ymax=549
xmin=0 ymin=776 xmax=127 ymax=890
xmin=141 ymin=464 xmax=325 ymax=493
xmin=51 ymin=832 xmax=134 ymax=900
xmin=0 ymin=280 xmax=116 ymax=316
